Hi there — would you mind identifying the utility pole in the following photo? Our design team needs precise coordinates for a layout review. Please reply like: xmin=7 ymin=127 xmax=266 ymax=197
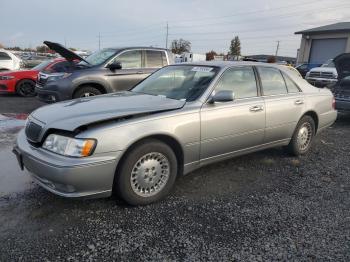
xmin=165 ymin=22 xmax=169 ymax=49
xmin=98 ymin=32 xmax=101 ymax=50
xmin=275 ymin=40 xmax=280 ymax=56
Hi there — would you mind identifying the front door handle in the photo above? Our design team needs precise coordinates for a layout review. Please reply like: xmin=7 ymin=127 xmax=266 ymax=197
xmin=249 ymin=105 xmax=264 ymax=112
xmin=136 ymin=71 xmax=144 ymax=74
xmin=295 ymin=99 xmax=304 ymax=105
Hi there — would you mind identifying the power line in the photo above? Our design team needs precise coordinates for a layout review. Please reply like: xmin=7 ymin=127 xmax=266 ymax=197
xmin=169 ymin=3 xmax=350 ymax=29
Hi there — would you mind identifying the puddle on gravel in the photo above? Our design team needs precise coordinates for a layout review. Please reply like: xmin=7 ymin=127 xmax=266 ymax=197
xmin=0 ymin=147 xmax=34 ymax=197
xmin=0 ymin=114 xmax=32 ymax=196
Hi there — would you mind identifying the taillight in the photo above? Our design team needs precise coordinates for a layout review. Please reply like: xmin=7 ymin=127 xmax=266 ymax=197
xmin=332 ymin=97 xmax=336 ymax=110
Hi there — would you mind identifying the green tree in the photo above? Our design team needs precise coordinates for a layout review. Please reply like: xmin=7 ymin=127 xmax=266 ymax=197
xmin=229 ymin=36 xmax=241 ymax=59
xmin=171 ymin=39 xmax=191 ymax=54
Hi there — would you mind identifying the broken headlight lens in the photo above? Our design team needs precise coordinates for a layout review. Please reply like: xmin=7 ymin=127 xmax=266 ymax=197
xmin=42 ymin=134 xmax=96 ymax=157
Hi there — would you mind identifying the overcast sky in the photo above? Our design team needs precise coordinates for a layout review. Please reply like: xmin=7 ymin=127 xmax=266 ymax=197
xmin=1 ymin=0 xmax=350 ymax=57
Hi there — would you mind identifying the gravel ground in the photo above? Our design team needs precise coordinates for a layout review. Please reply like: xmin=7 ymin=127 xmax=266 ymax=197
xmin=0 ymin=96 xmax=349 ymax=261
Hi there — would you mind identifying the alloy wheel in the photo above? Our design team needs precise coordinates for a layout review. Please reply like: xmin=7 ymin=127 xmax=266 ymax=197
xmin=130 ymin=152 xmax=170 ymax=197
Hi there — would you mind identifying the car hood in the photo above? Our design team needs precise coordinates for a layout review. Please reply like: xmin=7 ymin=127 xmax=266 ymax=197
xmin=44 ymin=41 xmax=89 ymax=64
xmin=334 ymin=53 xmax=350 ymax=80
xmin=31 ymin=91 xmax=186 ymax=131
xmin=308 ymin=67 xmax=337 ymax=73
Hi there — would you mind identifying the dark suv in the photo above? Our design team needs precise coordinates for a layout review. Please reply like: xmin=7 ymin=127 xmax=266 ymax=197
xmin=36 ymin=41 xmax=173 ymax=102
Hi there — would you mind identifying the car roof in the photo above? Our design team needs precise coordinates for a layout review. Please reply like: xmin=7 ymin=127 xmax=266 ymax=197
xmin=105 ymin=47 xmax=170 ymax=52
xmin=174 ymin=61 xmax=285 ymax=69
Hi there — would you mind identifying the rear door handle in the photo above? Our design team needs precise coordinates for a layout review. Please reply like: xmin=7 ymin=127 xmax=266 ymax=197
xmin=295 ymin=99 xmax=304 ymax=105
xmin=249 ymin=105 xmax=264 ymax=112
xmin=136 ymin=71 xmax=144 ymax=74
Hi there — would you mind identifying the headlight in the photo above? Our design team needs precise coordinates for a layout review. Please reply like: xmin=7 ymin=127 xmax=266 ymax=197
xmin=305 ymin=72 xmax=310 ymax=78
xmin=47 ymin=73 xmax=72 ymax=82
xmin=0 ymin=75 xmax=15 ymax=80
xmin=42 ymin=134 xmax=96 ymax=157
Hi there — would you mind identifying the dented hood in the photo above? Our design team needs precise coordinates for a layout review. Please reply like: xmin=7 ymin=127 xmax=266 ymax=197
xmin=31 ymin=91 xmax=186 ymax=131
xmin=334 ymin=53 xmax=350 ymax=80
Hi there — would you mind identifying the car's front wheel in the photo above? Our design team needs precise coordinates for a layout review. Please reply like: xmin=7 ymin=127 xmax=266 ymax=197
xmin=115 ymin=139 xmax=178 ymax=205
xmin=73 ymin=86 xmax=102 ymax=98
xmin=286 ymin=115 xmax=315 ymax=156
xmin=16 ymin=79 xmax=36 ymax=97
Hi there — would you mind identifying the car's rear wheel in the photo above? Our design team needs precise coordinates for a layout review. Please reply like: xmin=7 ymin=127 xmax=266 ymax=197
xmin=115 ymin=139 xmax=178 ymax=205
xmin=286 ymin=115 xmax=315 ymax=156
xmin=73 ymin=86 xmax=102 ymax=98
xmin=16 ymin=79 xmax=36 ymax=97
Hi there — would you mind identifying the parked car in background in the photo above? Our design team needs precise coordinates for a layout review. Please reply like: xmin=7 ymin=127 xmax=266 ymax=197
xmin=330 ymin=53 xmax=350 ymax=112
xmin=305 ymin=59 xmax=338 ymax=87
xmin=14 ymin=62 xmax=337 ymax=205
xmin=36 ymin=41 xmax=173 ymax=103
xmin=0 ymin=58 xmax=75 ymax=97
xmin=0 ymin=49 xmax=22 ymax=71
xmin=295 ymin=63 xmax=321 ymax=78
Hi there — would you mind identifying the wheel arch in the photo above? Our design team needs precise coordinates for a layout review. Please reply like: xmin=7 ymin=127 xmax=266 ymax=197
xmin=302 ymin=110 xmax=319 ymax=132
xmin=113 ymin=134 xmax=185 ymax=190
xmin=73 ymin=82 xmax=108 ymax=97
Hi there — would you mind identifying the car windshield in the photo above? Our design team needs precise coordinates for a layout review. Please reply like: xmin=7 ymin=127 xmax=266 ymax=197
xmin=79 ymin=49 xmax=117 ymax=66
xmin=321 ymin=59 xmax=335 ymax=68
xmin=132 ymin=65 xmax=219 ymax=101
xmin=31 ymin=60 xmax=52 ymax=70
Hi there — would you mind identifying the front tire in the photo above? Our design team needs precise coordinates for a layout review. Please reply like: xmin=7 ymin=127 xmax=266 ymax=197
xmin=115 ymin=139 xmax=178 ymax=205
xmin=286 ymin=115 xmax=315 ymax=156
xmin=16 ymin=79 xmax=36 ymax=97
xmin=73 ymin=86 xmax=102 ymax=98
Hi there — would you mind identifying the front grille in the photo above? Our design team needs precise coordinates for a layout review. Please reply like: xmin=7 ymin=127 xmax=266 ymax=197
xmin=309 ymin=71 xmax=334 ymax=79
xmin=25 ymin=121 xmax=43 ymax=142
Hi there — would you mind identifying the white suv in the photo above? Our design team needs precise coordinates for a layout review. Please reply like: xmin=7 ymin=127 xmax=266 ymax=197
xmin=0 ymin=49 xmax=22 ymax=71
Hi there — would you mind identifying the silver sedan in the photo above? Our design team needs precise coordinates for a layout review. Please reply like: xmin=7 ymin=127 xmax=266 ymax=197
xmin=13 ymin=62 xmax=337 ymax=205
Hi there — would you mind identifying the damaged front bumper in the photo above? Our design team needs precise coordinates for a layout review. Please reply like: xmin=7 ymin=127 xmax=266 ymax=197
xmin=13 ymin=129 xmax=122 ymax=198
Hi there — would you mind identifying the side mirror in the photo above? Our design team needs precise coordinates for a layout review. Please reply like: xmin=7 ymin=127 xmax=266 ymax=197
xmin=208 ymin=90 xmax=235 ymax=103
xmin=107 ymin=61 xmax=122 ymax=70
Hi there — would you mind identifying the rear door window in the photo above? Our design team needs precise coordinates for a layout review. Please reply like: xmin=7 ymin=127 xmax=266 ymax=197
xmin=257 ymin=67 xmax=288 ymax=96
xmin=145 ymin=50 xmax=166 ymax=68
xmin=115 ymin=50 xmax=142 ymax=69
xmin=0 ymin=52 xmax=12 ymax=60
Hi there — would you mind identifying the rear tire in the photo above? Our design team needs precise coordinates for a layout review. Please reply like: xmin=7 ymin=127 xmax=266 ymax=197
xmin=16 ymin=79 xmax=36 ymax=97
xmin=115 ymin=139 xmax=178 ymax=206
xmin=73 ymin=86 xmax=102 ymax=98
xmin=286 ymin=115 xmax=315 ymax=156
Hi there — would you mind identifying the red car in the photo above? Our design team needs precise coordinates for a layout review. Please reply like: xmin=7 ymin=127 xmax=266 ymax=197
xmin=0 ymin=58 xmax=73 ymax=97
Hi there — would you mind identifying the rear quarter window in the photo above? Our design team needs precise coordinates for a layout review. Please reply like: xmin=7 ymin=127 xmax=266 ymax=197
xmin=282 ymin=72 xmax=301 ymax=93
xmin=0 ymin=52 xmax=12 ymax=60
xmin=145 ymin=50 xmax=166 ymax=68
